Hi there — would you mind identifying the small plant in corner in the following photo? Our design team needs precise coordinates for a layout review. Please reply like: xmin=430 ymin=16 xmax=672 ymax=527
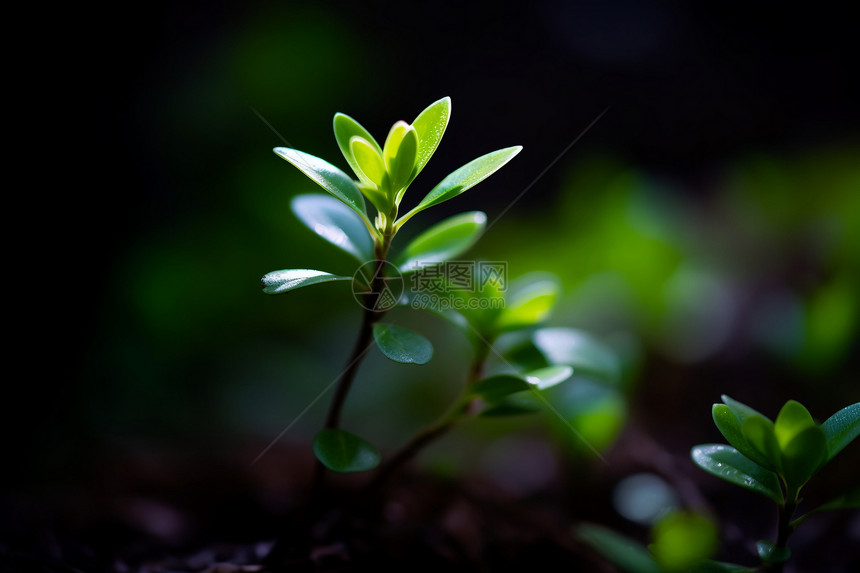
xmin=690 ymin=396 xmax=859 ymax=571
xmin=576 ymin=397 xmax=858 ymax=572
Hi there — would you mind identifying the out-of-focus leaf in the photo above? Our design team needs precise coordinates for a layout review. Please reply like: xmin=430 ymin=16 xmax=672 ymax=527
xmin=313 ymin=429 xmax=380 ymax=473
xmin=650 ymin=510 xmax=719 ymax=572
xmin=274 ymin=147 xmax=368 ymax=222
xmin=524 ymin=365 xmax=573 ymax=390
xmin=576 ymin=524 xmax=661 ymax=573
xmin=397 ymin=146 xmax=522 ymax=226
xmin=533 ymin=327 xmax=622 ymax=383
xmin=396 ymin=211 xmax=487 ymax=273
xmin=821 ymin=402 xmax=860 ymax=461
xmin=774 ymin=400 xmax=817 ymax=449
xmin=261 ymin=269 xmax=350 ymax=294
xmin=814 ymin=486 xmax=860 ymax=512
xmin=495 ymin=278 xmax=559 ymax=332
xmin=411 ymin=96 xmax=450 ymax=177
xmin=372 ymin=323 xmax=433 ymax=365
xmin=471 ymin=374 xmax=530 ymax=403
xmin=291 ymin=194 xmax=374 ymax=262
xmin=691 ymin=444 xmax=783 ymax=503
xmin=755 ymin=540 xmax=790 ymax=564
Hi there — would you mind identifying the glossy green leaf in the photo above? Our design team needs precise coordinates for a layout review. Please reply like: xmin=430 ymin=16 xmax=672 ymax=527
xmin=691 ymin=444 xmax=783 ymax=503
xmin=741 ymin=416 xmax=782 ymax=472
xmin=756 ymin=540 xmax=790 ymax=564
xmin=333 ymin=113 xmax=383 ymax=187
xmin=577 ymin=524 xmax=661 ymax=573
xmin=650 ymin=511 xmax=719 ymax=573
xmin=274 ymin=147 xmax=368 ymax=222
xmin=821 ymin=402 xmax=860 ymax=461
xmin=291 ymin=194 xmax=374 ymax=262
xmin=471 ymin=374 xmax=531 ymax=403
xmin=495 ymin=278 xmax=559 ymax=331
xmin=372 ymin=323 xmax=433 ymax=364
xmin=721 ymin=395 xmax=769 ymax=424
xmin=349 ymin=136 xmax=387 ymax=188
xmin=396 ymin=211 xmax=487 ymax=273
xmin=532 ymin=328 xmax=622 ymax=383
xmin=411 ymin=96 xmax=450 ymax=177
xmin=261 ymin=269 xmax=350 ymax=294
xmin=524 ymin=365 xmax=573 ymax=390
xmin=383 ymin=122 xmax=418 ymax=195
xmin=397 ymin=146 xmax=522 ymax=225
xmin=712 ymin=404 xmax=774 ymax=470
xmin=312 ymin=428 xmax=380 ymax=473
xmin=780 ymin=425 xmax=826 ymax=487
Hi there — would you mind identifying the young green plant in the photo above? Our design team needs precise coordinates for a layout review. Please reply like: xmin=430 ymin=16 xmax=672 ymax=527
xmin=261 ymin=97 xmax=521 ymax=474
xmin=690 ymin=397 xmax=859 ymax=571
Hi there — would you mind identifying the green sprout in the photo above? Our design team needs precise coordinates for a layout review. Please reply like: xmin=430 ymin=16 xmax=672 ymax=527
xmin=262 ymin=97 xmax=521 ymax=474
xmin=691 ymin=397 xmax=859 ymax=570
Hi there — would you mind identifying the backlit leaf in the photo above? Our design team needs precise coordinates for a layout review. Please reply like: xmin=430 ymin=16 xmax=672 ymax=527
xmin=411 ymin=96 xmax=451 ymax=177
xmin=274 ymin=147 xmax=368 ymax=222
xmin=396 ymin=211 xmax=487 ymax=273
xmin=291 ymin=194 xmax=374 ymax=262
xmin=397 ymin=146 xmax=522 ymax=225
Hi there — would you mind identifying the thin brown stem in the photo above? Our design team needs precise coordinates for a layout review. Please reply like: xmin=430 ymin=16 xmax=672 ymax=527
xmin=367 ymin=339 xmax=492 ymax=492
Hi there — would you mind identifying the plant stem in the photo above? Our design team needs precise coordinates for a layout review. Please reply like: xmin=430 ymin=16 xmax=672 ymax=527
xmin=367 ymin=338 xmax=491 ymax=491
xmin=767 ymin=487 xmax=800 ymax=573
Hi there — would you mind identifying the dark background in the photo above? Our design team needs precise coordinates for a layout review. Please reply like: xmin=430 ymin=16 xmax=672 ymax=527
xmin=7 ymin=0 xmax=859 ymax=569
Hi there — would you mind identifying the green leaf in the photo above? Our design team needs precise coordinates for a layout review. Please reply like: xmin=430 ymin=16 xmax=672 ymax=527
xmin=577 ymin=524 xmax=661 ymax=573
xmin=291 ymin=194 xmax=374 ymax=262
xmin=479 ymin=396 xmax=542 ymax=417
xmin=396 ymin=211 xmax=487 ymax=273
xmin=524 ymin=365 xmax=573 ymax=390
xmin=755 ymin=540 xmax=790 ymax=564
xmin=274 ymin=147 xmax=369 ymax=223
xmin=333 ymin=113 xmax=383 ymax=187
xmin=261 ymin=269 xmax=350 ymax=294
xmin=495 ymin=277 xmax=559 ymax=332
xmin=397 ymin=146 xmax=522 ymax=226
xmin=774 ymin=400 xmax=817 ymax=450
xmin=821 ymin=402 xmax=860 ymax=461
xmin=471 ymin=374 xmax=531 ymax=403
xmin=691 ymin=444 xmax=783 ymax=503
xmin=372 ymin=323 xmax=433 ymax=364
xmin=312 ymin=428 xmax=380 ymax=473
xmin=741 ymin=416 xmax=782 ymax=472
xmin=411 ymin=96 xmax=451 ymax=178
xmin=532 ymin=327 xmax=622 ymax=383
xmin=780 ymin=425 xmax=826 ymax=487
xmin=383 ymin=122 xmax=418 ymax=196
xmin=349 ymin=136 xmax=387 ymax=188
xmin=650 ymin=511 xmax=719 ymax=573
xmin=712 ymin=404 xmax=775 ymax=470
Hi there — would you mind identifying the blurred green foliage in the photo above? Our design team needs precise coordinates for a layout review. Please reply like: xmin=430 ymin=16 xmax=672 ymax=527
xmin=85 ymin=6 xmax=859 ymax=470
